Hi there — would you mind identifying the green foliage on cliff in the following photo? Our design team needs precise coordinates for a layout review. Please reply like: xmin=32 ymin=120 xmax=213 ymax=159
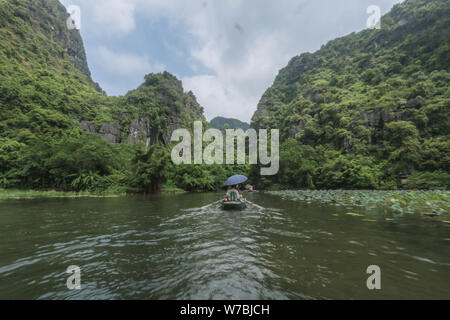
xmin=1 ymin=0 xmax=448 ymax=194
xmin=0 ymin=0 xmax=107 ymax=140
xmin=0 ymin=0 xmax=122 ymax=192
xmin=0 ymin=0 xmax=219 ymax=194
xmin=251 ymin=0 xmax=449 ymax=190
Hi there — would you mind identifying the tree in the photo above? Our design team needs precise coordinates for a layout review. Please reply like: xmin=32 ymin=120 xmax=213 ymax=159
xmin=132 ymin=143 xmax=170 ymax=194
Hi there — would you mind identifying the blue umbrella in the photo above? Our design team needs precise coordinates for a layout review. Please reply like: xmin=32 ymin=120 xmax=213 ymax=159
xmin=224 ymin=175 xmax=248 ymax=186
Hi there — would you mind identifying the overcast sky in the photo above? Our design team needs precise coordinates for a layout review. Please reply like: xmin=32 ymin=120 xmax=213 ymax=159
xmin=59 ymin=0 xmax=404 ymax=122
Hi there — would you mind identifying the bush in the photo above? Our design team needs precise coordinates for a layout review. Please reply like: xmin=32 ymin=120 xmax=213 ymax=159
xmin=406 ymin=171 xmax=450 ymax=190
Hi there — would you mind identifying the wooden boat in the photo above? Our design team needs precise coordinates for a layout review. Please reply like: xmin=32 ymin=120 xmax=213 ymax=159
xmin=222 ymin=199 xmax=246 ymax=210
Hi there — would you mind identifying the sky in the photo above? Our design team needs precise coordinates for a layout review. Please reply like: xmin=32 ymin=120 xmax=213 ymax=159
xmin=59 ymin=0 xmax=404 ymax=122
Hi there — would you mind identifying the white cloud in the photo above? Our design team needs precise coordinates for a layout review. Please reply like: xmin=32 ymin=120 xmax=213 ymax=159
xmin=60 ymin=0 xmax=136 ymax=35
xmin=133 ymin=0 xmax=400 ymax=122
xmin=182 ymin=75 xmax=260 ymax=121
xmin=96 ymin=46 xmax=151 ymax=76
xmin=60 ymin=0 xmax=401 ymax=122
xmin=91 ymin=0 xmax=136 ymax=34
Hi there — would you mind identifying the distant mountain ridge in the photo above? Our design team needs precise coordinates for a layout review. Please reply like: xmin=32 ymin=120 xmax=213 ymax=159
xmin=210 ymin=117 xmax=250 ymax=131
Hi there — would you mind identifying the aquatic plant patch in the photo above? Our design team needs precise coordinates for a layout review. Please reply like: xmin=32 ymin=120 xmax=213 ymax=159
xmin=268 ymin=190 xmax=450 ymax=218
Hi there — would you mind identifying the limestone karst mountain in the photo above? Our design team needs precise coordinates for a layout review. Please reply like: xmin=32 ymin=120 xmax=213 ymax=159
xmin=250 ymin=0 xmax=449 ymax=189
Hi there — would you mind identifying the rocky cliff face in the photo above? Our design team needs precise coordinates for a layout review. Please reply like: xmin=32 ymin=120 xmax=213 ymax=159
xmin=22 ymin=0 xmax=92 ymax=80
xmin=251 ymin=0 xmax=449 ymax=149
xmin=80 ymin=72 xmax=205 ymax=146
xmin=0 ymin=0 xmax=205 ymax=146
xmin=247 ymin=0 xmax=449 ymax=190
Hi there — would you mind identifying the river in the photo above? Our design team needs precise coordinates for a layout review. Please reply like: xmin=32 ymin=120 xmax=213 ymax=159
xmin=0 ymin=192 xmax=449 ymax=299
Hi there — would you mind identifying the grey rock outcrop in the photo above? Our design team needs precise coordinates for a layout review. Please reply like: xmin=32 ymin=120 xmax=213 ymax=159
xmin=162 ymin=117 xmax=182 ymax=145
xmin=128 ymin=118 xmax=151 ymax=147
xmin=357 ymin=108 xmax=407 ymax=127
xmin=25 ymin=0 xmax=92 ymax=80
xmin=80 ymin=73 xmax=205 ymax=147
xmin=99 ymin=124 xmax=121 ymax=144
xmin=288 ymin=120 xmax=308 ymax=137
xmin=80 ymin=120 xmax=96 ymax=133
xmin=80 ymin=121 xmax=121 ymax=144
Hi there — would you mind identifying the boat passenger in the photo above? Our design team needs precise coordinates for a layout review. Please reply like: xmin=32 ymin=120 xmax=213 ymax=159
xmin=224 ymin=187 xmax=231 ymax=201
xmin=226 ymin=185 xmax=241 ymax=202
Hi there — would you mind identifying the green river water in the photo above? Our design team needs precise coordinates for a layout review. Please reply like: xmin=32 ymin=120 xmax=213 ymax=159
xmin=0 ymin=192 xmax=449 ymax=299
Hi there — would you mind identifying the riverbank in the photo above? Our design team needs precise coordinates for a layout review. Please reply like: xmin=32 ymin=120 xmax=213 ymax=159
xmin=0 ymin=188 xmax=126 ymax=200
xmin=0 ymin=186 xmax=188 ymax=200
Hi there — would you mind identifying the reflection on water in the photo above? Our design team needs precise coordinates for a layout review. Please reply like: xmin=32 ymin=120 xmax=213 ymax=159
xmin=0 ymin=192 xmax=449 ymax=299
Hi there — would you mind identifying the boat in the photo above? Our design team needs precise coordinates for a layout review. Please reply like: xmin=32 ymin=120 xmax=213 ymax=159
xmin=221 ymin=174 xmax=248 ymax=210
xmin=222 ymin=199 xmax=247 ymax=210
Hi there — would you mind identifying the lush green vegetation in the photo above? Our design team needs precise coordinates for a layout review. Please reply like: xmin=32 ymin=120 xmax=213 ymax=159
xmin=0 ymin=0 xmax=244 ymax=194
xmin=0 ymin=0 xmax=448 ymax=196
xmin=0 ymin=188 xmax=125 ymax=199
xmin=0 ymin=0 xmax=122 ymax=192
xmin=210 ymin=117 xmax=250 ymax=131
xmin=251 ymin=0 xmax=449 ymax=190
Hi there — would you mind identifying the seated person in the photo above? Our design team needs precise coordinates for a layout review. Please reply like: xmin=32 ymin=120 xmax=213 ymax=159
xmin=225 ymin=185 xmax=241 ymax=201
xmin=225 ymin=187 xmax=231 ymax=201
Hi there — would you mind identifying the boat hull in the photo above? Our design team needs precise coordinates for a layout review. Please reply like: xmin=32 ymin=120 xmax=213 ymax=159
xmin=222 ymin=200 xmax=246 ymax=210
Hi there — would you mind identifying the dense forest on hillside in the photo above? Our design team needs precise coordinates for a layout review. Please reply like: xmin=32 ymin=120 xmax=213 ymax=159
xmin=250 ymin=0 xmax=449 ymax=190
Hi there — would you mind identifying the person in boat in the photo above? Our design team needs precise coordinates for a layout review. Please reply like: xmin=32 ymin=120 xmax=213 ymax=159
xmin=236 ymin=185 xmax=243 ymax=200
xmin=225 ymin=185 xmax=242 ymax=202
xmin=224 ymin=187 xmax=231 ymax=201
